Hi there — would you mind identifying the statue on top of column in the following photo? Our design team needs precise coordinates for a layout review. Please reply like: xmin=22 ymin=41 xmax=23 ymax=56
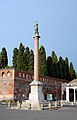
xmin=34 ymin=21 xmax=38 ymax=35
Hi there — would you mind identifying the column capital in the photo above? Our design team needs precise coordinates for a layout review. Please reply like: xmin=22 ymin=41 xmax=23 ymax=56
xmin=33 ymin=34 xmax=40 ymax=38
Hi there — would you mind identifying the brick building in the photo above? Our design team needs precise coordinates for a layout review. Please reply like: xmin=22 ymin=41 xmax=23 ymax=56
xmin=0 ymin=68 xmax=68 ymax=101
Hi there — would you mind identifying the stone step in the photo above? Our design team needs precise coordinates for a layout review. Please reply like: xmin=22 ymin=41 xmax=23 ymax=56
xmin=64 ymin=105 xmax=77 ymax=108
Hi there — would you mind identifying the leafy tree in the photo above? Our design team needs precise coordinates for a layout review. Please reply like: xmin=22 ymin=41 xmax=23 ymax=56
xmin=39 ymin=46 xmax=47 ymax=76
xmin=28 ymin=49 xmax=34 ymax=72
xmin=1 ymin=47 xmax=8 ymax=68
xmin=12 ymin=48 xmax=18 ymax=68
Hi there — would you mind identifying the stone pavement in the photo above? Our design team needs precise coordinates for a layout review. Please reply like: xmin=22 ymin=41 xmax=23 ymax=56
xmin=0 ymin=105 xmax=77 ymax=120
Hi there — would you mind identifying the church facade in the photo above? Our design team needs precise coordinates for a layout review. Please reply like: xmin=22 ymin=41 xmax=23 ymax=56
xmin=0 ymin=68 xmax=68 ymax=101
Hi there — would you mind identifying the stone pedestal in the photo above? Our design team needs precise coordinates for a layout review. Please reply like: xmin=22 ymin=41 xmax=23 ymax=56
xmin=21 ymin=80 xmax=48 ymax=110
xmin=24 ymin=80 xmax=47 ymax=110
xmin=29 ymin=80 xmax=44 ymax=101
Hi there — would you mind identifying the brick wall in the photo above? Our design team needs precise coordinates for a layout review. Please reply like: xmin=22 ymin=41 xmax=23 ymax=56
xmin=0 ymin=68 xmax=68 ymax=101
xmin=0 ymin=77 xmax=14 ymax=100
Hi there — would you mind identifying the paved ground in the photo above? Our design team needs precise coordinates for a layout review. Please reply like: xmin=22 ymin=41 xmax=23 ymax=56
xmin=0 ymin=105 xmax=77 ymax=120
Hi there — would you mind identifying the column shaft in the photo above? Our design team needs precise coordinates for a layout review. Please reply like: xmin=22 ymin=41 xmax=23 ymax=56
xmin=66 ymin=87 xmax=69 ymax=102
xmin=74 ymin=88 xmax=76 ymax=102
xmin=34 ymin=36 xmax=39 ymax=80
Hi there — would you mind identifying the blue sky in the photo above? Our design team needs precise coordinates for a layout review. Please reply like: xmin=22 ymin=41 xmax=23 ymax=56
xmin=0 ymin=0 xmax=77 ymax=71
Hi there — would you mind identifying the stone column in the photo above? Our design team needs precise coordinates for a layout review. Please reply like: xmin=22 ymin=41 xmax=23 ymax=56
xmin=66 ymin=87 xmax=69 ymax=102
xmin=28 ymin=22 xmax=44 ymax=102
xmin=22 ymin=22 xmax=46 ymax=110
xmin=34 ymin=35 xmax=40 ymax=81
xmin=74 ymin=88 xmax=76 ymax=103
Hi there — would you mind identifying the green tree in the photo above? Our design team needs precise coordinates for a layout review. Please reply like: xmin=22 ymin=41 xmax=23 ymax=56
xmin=52 ymin=51 xmax=58 ymax=63
xmin=23 ymin=47 xmax=30 ymax=71
xmin=39 ymin=46 xmax=47 ymax=76
xmin=17 ymin=43 xmax=25 ymax=69
xmin=51 ymin=51 xmax=58 ymax=77
xmin=0 ymin=53 xmax=2 ymax=69
xmin=1 ymin=47 xmax=8 ymax=68
xmin=5 ymin=66 xmax=13 ymax=68
xmin=65 ymin=57 xmax=70 ymax=80
xmin=28 ymin=49 xmax=34 ymax=72
xmin=62 ymin=59 xmax=67 ymax=79
xmin=58 ymin=56 xmax=63 ymax=79
xmin=47 ymin=56 xmax=53 ymax=76
xmin=69 ymin=62 xmax=76 ymax=80
xmin=12 ymin=48 xmax=18 ymax=68
xmin=76 ymin=72 xmax=77 ymax=79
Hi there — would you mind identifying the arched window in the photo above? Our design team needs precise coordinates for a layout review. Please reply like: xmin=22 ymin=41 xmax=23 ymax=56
xmin=7 ymin=71 xmax=10 ymax=77
xmin=23 ymin=73 xmax=25 ymax=78
xmin=2 ymin=72 xmax=5 ymax=77
xmin=29 ymin=75 xmax=31 ymax=79
xmin=26 ymin=74 xmax=29 ymax=79
xmin=43 ymin=78 xmax=44 ymax=82
xmin=19 ymin=73 xmax=21 ymax=77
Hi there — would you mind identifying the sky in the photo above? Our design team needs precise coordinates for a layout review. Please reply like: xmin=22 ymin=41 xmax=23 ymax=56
xmin=0 ymin=0 xmax=77 ymax=71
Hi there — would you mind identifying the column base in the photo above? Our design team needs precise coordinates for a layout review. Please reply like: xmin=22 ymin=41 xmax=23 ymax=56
xmin=29 ymin=80 xmax=44 ymax=101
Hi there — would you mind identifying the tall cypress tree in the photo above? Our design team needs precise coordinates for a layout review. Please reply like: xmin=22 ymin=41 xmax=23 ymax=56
xmin=58 ymin=56 xmax=63 ymax=79
xmin=47 ymin=56 xmax=53 ymax=76
xmin=65 ymin=57 xmax=70 ymax=80
xmin=11 ymin=42 xmax=76 ymax=80
xmin=51 ymin=51 xmax=58 ymax=77
xmin=39 ymin=46 xmax=47 ymax=76
xmin=52 ymin=51 xmax=58 ymax=63
xmin=76 ymin=72 xmax=77 ymax=79
xmin=17 ymin=43 xmax=25 ymax=69
xmin=69 ymin=62 xmax=76 ymax=80
xmin=0 ymin=53 xmax=2 ymax=69
xmin=12 ymin=48 xmax=18 ymax=68
xmin=1 ymin=47 xmax=8 ymax=68
xmin=23 ymin=47 xmax=30 ymax=71
xmin=28 ymin=49 xmax=34 ymax=72
xmin=61 ymin=59 xmax=66 ymax=79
